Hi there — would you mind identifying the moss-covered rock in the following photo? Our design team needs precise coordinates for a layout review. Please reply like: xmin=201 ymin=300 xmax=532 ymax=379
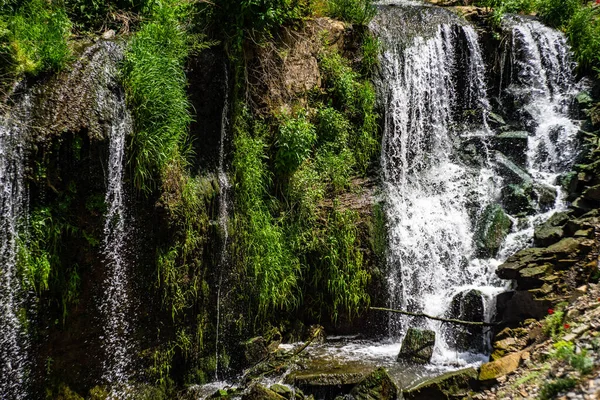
xmin=403 ymin=367 xmax=478 ymax=399
xmin=397 ymin=328 xmax=435 ymax=364
xmin=494 ymin=151 xmax=533 ymax=185
xmin=492 ymin=131 xmax=528 ymax=167
xmin=349 ymin=367 xmax=397 ymax=400
xmin=478 ymin=351 xmax=524 ymax=381
xmin=501 ymin=183 xmax=535 ymax=215
xmin=475 ymin=204 xmax=513 ymax=257
xmin=242 ymin=385 xmax=287 ymax=400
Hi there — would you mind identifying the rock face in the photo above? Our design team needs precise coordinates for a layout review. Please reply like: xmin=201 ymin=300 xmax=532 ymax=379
xmin=349 ymin=367 xmax=397 ymax=400
xmin=475 ymin=204 xmax=513 ymax=257
xmin=397 ymin=328 xmax=436 ymax=364
xmin=492 ymin=131 xmax=528 ymax=167
xmin=446 ymin=290 xmax=485 ymax=352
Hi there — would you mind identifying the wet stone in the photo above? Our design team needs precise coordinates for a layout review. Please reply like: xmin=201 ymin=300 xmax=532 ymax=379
xmin=397 ymin=328 xmax=436 ymax=364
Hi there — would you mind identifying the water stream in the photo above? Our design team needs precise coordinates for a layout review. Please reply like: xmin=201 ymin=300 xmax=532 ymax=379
xmin=0 ymin=95 xmax=31 ymax=400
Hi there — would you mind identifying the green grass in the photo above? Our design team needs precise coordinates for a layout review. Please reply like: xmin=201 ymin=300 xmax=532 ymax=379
xmin=0 ymin=0 xmax=71 ymax=78
xmin=122 ymin=1 xmax=193 ymax=192
xmin=327 ymin=0 xmax=376 ymax=25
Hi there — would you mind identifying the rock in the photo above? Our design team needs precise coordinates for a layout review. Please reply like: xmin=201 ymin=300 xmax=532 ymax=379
xmin=349 ymin=367 xmax=397 ymax=400
xmin=478 ymin=351 xmax=523 ymax=381
xmin=558 ymin=171 xmax=579 ymax=199
xmin=494 ymin=151 xmax=533 ymax=185
xmin=285 ymin=361 xmax=372 ymax=399
xmin=447 ymin=290 xmax=485 ymax=352
xmin=102 ymin=29 xmax=116 ymax=40
xmin=242 ymin=385 xmax=287 ymax=400
xmin=269 ymin=384 xmax=299 ymax=400
xmin=489 ymin=112 xmax=506 ymax=126
xmin=582 ymin=184 xmax=600 ymax=202
xmin=492 ymin=131 xmax=528 ymax=167
xmin=534 ymin=225 xmax=564 ymax=247
xmin=495 ymin=290 xmax=552 ymax=324
xmin=571 ymin=196 xmax=597 ymax=215
xmin=501 ymin=183 xmax=535 ymax=215
xmin=575 ymin=91 xmax=594 ymax=108
xmin=244 ymin=337 xmax=269 ymax=365
xmin=397 ymin=328 xmax=436 ymax=364
xmin=533 ymin=183 xmax=557 ymax=211
xmin=475 ymin=204 xmax=513 ymax=257
xmin=403 ymin=368 xmax=478 ymax=400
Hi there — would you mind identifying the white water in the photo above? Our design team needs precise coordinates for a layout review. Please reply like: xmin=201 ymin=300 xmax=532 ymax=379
xmin=96 ymin=42 xmax=134 ymax=392
xmin=0 ymin=95 xmax=31 ymax=400
xmin=215 ymin=65 xmax=231 ymax=381
xmin=376 ymin=10 xmax=582 ymax=366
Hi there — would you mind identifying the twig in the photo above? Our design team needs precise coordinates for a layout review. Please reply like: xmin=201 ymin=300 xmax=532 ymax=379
xmin=370 ymin=307 xmax=499 ymax=327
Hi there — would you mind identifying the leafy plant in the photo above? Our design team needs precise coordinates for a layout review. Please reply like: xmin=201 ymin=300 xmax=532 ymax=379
xmin=327 ymin=0 xmax=376 ymax=25
xmin=539 ymin=377 xmax=577 ymax=400
xmin=276 ymin=110 xmax=317 ymax=175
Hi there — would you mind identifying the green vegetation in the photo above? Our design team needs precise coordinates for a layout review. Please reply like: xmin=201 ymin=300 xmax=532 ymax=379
xmin=551 ymin=340 xmax=595 ymax=374
xmin=122 ymin=1 xmax=193 ymax=192
xmin=0 ymin=0 xmax=71 ymax=78
xmin=327 ymin=0 xmax=376 ymax=25
xmin=539 ymin=377 xmax=577 ymax=400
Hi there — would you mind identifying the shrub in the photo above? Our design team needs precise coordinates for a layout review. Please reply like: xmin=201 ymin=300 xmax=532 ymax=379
xmin=567 ymin=5 xmax=600 ymax=71
xmin=327 ymin=0 xmax=376 ymax=25
xmin=276 ymin=111 xmax=317 ymax=174
xmin=537 ymin=0 xmax=582 ymax=28
xmin=539 ymin=378 xmax=577 ymax=400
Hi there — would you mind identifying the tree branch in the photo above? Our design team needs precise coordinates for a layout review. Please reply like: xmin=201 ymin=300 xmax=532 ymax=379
xmin=369 ymin=307 xmax=499 ymax=327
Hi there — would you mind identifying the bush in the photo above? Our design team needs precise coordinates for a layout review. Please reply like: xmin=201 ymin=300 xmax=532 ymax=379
xmin=537 ymin=0 xmax=581 ymax=28
xmin=0 ymin=0 xmax=71 ymax=77
xmin=276 ymin=111 xmax=317 ymax=174
xmin=327 ymin=0 xmax=376 ymax=25
xmin=539 ymin=378 xmax=577 ymax=400
xmin=567 ymin=5 xmax=600 ymax=71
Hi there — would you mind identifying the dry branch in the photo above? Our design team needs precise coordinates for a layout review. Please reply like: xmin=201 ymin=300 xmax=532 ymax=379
xmin=369 ymin=307 xmax=499 ymax=327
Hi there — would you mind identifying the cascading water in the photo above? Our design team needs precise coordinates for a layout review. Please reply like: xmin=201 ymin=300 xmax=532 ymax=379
xmin=372 ymin=4 xmax=582 ymax=365
xmin=0 ymin=95 xmax=31 ymax=400
xmin=92 ymin=41 xmax=134 ymax=391
xmin=215 ymin=65 xmax=231 ymax=381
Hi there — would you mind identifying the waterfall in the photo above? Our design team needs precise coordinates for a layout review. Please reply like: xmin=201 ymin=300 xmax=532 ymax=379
xmin=0 ymin=96 xmax=31 ymax=400
xmin=373 ymin=4 xmax=582 ymax=365
xmin=507 ymin=16 xmax=579 ymax=182
xmin=215 ymin=65 xmax=230 ymax=381
xmin=92 ymin=41 xmax=134 ymax=391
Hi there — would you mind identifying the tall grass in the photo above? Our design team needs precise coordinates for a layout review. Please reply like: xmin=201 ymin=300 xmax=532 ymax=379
xmin=327 ymin=0 xmax=376 ymax=25
xmin=122 ymin=1 xmax=192 ymax=192
xmin=0 ymin=0 xmax=71 ymax=77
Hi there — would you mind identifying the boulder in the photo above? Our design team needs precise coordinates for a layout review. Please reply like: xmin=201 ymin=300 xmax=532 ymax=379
xmin=446 ymin=290 xmax=485 ymax=352
xmin=478 ymin=352 xmax=524 ymax=381
xmin=492 ymin=131 xmax=528 ymax=167
xmin=403 ymin=368 xmax=477 ymax=400
xmin=270 ymin=384 xmax=302 ymax=400
xmin=397 ymin=328 xmax=435 ymax=364
xmin=533 ymin=183 xmax=557 ymax=211
xmin=475 ymin=204 xmax=513 ymax=257
xmin=242 ymin=385 xmax=287 ymax=400
xmin=533 ymin=211 xmax=570 ymax=247
xmin=495 ymin=290 xmax=552 ymax=324
xmin=500 ymin=183 xmax=535 ymax=215
xmin=349 ymin=367 xmax=397 ymax=400
xmin=244 ymin=337 xmax=269 ymax=365
xmin=575 ymin=91 xmax=594 ymax=108
xmin=494 ymin=151 xmax=533 ymax=185
xmin=582 ymin=184 xmax=600 ymax=202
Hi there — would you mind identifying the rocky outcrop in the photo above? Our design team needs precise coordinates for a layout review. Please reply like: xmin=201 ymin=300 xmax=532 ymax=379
xmin=350 ymin=367 xmax=398 ymax=400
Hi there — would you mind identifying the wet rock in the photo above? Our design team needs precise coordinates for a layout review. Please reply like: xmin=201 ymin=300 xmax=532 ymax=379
xmin=478 ymin=351 xmax=524 ymax=381
xmin=501 ymin=183 xmax=535 ymax=215
xmin=489 ymin=112 xmax=506 ymax=126
xmin=242 ymin=385 xmax=287 ymax=400
xmin=403 ymin=368 xmax=478 ymax=400
xmin=571 ymin=196 xmax=597 ymax=215
xmin=492 ymin=131 xmax=528 ymax=167
xmin=475 ymin=204 xmax=513 ymax=257
xmin=575 ymin=91 xmax=594 ymax=108
xmin=285 ymin=362 xmax=372 ymax=399
xmin=244 ymin=337 xmax=269 ymax=365
xmin=397 ymin=328 xmax=435 ymax=364
xmin=558 ymin=171 xmax=580 ymax=199
xmin=533 ymin=211 xmax=570 ymax=246
xmin=447 ymin=289 xmax=485 ymax=352
xmin=582 ymin=184 xmax=600 ymax=202
xmin=495 ymin=290 xmax=552 ymax=324
xmin=270 ymin=384 xmax=303 ymax=400
xmin=349 ymin=367 xmax=397 ymax=400
xmin=533 ymin=183 xmax=557 ymax=211
xmin=494 ymin=151 xmax=533 ymax=185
